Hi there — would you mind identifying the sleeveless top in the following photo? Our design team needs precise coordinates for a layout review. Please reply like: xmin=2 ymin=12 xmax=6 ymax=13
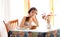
xmin=24 ymin=22 xmax=30 ymax=26
xmin=24 ymin=17 xmax=31 ymax=26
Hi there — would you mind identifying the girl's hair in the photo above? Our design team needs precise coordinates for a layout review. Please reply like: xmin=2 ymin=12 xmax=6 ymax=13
xmin=28 ymin=7 xmax=37 ymax=14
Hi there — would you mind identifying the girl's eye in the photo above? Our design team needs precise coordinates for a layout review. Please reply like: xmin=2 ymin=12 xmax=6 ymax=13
xmin=36 ymin=13 xmax=37 ymax=15
xmin=34 ymin=12 xmax=37 ymax=15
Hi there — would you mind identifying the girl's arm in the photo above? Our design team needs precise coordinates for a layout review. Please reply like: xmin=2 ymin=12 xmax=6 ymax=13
xmin=20 ymin=16 xmax=26 ymax=27
xmin=32 ymin=16 xmax=39 ymax=26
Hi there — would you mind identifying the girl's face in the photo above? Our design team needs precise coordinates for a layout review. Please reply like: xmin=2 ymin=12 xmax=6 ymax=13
xmin=29 ymin=10 xmax=37 ymax=16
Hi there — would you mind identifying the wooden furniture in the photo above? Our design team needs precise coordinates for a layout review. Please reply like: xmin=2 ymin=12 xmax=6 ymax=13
xmin=3 ymin=19 xmax=18 ymax=32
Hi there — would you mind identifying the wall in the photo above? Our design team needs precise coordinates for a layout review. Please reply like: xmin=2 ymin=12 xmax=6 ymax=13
xmin=0 ymin=0 xmax=8 ymax=37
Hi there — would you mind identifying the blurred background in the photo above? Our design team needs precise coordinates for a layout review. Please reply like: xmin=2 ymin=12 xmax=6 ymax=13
xmin=0 ymin=0 xmax=60 ymax=37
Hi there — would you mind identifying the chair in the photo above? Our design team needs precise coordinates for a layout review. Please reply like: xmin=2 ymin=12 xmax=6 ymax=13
xmin=3 ymin=19 xmax=18 ymax=32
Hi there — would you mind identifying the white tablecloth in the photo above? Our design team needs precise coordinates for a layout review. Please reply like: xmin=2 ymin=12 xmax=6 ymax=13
xmin=11 ymin=18 xmax=57 ymax=32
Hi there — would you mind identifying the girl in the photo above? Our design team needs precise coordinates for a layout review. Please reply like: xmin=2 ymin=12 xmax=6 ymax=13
xmin=20 ymin=7 xmax=38 ymax=29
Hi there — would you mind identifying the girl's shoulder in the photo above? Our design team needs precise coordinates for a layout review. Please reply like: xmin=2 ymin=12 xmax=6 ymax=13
xmin=22 ymin=16 xmax=26 ymax=20
xmin=23 ymin=16 xmax=30 ymax=20
xmin=23 ymin=16 xmax=27 ymax=18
